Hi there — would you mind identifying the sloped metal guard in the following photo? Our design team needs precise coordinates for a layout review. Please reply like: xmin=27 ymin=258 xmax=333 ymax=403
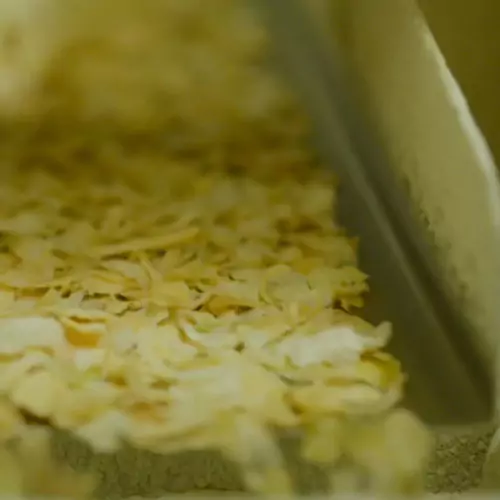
xmin=251 ymin=0 xmax=494 ymax=427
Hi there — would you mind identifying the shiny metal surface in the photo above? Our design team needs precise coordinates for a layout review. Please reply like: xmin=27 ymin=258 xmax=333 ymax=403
xmin=252 ymin=0 xmax=495 ymax=427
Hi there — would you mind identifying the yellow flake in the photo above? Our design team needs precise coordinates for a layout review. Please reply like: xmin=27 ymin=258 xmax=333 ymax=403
xmin=92 ymin=227 xmax=199 ymax=257
xmin=60 ymin=317 xmax=107 ymax=348
xmin=302 ymin=417 xmax=343 ymax=464
xmin=75 ymin=410 xmax=131 ymax=452
xmin=11 ymin=370 xmax=67 ymax=418
xmin=291 ymin=382 xmax=398 ymax=416
xmin=149 ymin=280 xmax=195 ymax=308
xmin=0 ymin=400 xmax=23 ymax=442
xmin=0 ymin=351 xmax=53 ymax=392
xmin=101 ymin=259 xmax=150 ymax=285
xmin=0 ymin=317 xmax=66 ymax=354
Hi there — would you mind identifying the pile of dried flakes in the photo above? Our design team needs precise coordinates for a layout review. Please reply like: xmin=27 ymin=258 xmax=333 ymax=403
xmin=0 ymin=147 xmax=431 ymax=494
xmin=0 ymin=0 xmax=432 ymax=495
